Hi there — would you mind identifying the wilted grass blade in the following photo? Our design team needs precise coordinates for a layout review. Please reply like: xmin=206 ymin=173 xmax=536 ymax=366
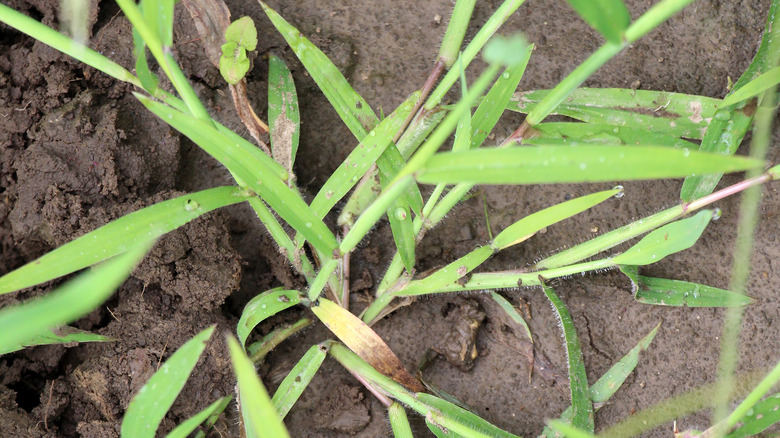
xmin=564 ymin=0 xmax=630 ymax=44
xmin=0 ymin=187 xmax=249 ymax=295
xmin=619 ymin=265 xmax=752 ymax=307
xmin=540 ymin=322 xmax=661 ymax=437
xmin=122 ymin=326 xmax=215 ymax=438
xmin=540 ymin=281 xmax=594 ymax=432
xmin=0 ymin=327 xmax=114 ymax=356
xmin=268 ymin=55 xmax=301 ymax=181
xmin=417 ymin=146 xmax=763 ymax=185
xmin=0 ymin=243 xmax=152 ymax=355
xmin=260 ymin=1 xmax=377 ymax=139
xmin=272 ymin=344 xmax=328 ymax=419
xmin=490 ymin=292 xmax=532 ymax=343
xmin=227 ymin=336 xmax=290 ymax=438
xmin=611 ymin=210 xmax=712 ymax=265
xmin=237 ymin=288 xmax=303 ymax=347
xmin=165 ymin=396 xmax=230 ymax=438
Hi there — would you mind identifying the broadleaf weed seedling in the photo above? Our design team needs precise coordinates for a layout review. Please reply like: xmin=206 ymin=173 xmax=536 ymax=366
xmin=0 ymin=0 xmax=779 ymax=436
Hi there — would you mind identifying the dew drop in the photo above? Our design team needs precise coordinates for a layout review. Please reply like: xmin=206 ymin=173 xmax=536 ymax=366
xmin=370 ymin=131 xmax=376 ymax=137
xmin=325 ymin=190 xmax=335 ymax=199
xmin=184 ymin=199 xmax=199 ymax=211
xmin=394 ymin=208 xmax=407 ymax=221
xmin=711 ymin=208 xmax=722 ymax=221
xmin=305 ymin=222 xmax=313 ymax=228
xmin=682 ymin=148 xmax=690 ymax=157
xmin=613 ymin=185 xmax=624 ymax=198
xmin=579 ymin=163 xmax=587 ymax=170
xmin=261 ymin=304 xmax=267 ymax=309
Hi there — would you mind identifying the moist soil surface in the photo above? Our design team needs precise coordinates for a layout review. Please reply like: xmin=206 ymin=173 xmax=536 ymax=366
xmin=1 ymin=0 xmax=779 ymax=437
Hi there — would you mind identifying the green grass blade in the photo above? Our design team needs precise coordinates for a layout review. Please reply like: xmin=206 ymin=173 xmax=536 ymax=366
xmin=437 ymin=0 xmax=477 ymax=68
xmin=546 ymin=420 xmax=597 ymax=438
xmin=510 ymin=88 xmax=719 ymax=140
xmin=387 ymin=198 xmax=416 ymax=273
xmin=237 ymin=288 xmax=303 ymax=347
xmin=268 ymin=55 xmax=301 ymax=180
xmin=471 ymin=52 xmax=532 ymax=149
xmin=0 ymin=186 xmax=249 ymax=295
xmin=227 ymin=336 xmax=290 ymax=438
xmin=388 ymin=402 xmax=414 ymax=438
xmin=193 ymin=396 xmax=232 ymax=438
xmin=0 ymin=243 xmax=151 ymax=355
xmin=397 ymin=107 xmax=448 ymax=159
xmin=165 ymin=396 xmax=230 ymax=438
xmin=611 ymin=210 xmax=712 ymax=265
xmin=377 ymin=144 xmax=425 ymax=214
xmin=681 ymin=0 xmax=779 ymax=201
xmin=0 ymin=327 xmax=114 ymax=356
xmin=722 ymin=66 xmax=780 ymax=107
xmin=137 ymin=95 xmax=338 ymax=255
xmin=399 ymin=246 xmax=493 ymax=296
xmin=726 ymin=393 xmax=780 ymax=438
xmin=541 ymin=282 xmax=594 ymax=432
xmin=490 ymin=292 xmax=532 ymax=343
xmin=417 ymin=146 xmax=763 ymax=185
xmin=418 ymin=393 xmax=521 ymax=438
xmin=247 ymin=318 xmax=313 ymax=363
xmin=493 ymin=188 xmax=620 ymax=250
xmin=565 ymin=0 xmax=630 ymax=44
xmin=619 ymin=265 xmax=752 ymax=307
xmin=272 ymin=344 xmax=328 ymax=419
xmin=122 ymin=326 xmax=215 ymax=438
xmin=311 ymin=92 xmax=418 ymax=219
xmin=427 ymin=418 xmax=463 ymax=437
xmin=525 ymin=122 xmax=697 ymax=148
xmin=260 ymin=2 xmax=377 ymax=139
xmin=540 ymin=323 xmax=661 ymax=437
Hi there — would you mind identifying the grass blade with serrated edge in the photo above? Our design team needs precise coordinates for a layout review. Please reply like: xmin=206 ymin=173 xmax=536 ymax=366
xmin=493 ymin=188 xmax=620 ymax=250
xmin=311 ymin=92 xmax=419 ymax=219
xmin=416 ymin=146 xmax=763 ymax=185
xmin=541 ymin=281 xmax=594 ymax=432
xmin=388 ymin=403 xmax=413 ymax=438
xmin=122 ymin=326 xmax=215 ymax=438
xmin=237 ymin=288 xmax=303 ymax=347
xmin=721 ymin=66 xmax=780 ymax=107
xmin=272 ymin=344 xmax=328 ymax=419
xmin=611 ymin=210 xmax=712 ymax=265
xmin=726 ymin=393 xmax=780 ymax=438
xmin=471 ymin=52 xmax=531 ymax=149
xmin=619 ymin=265 xmax=752 ymax=307
xmin=417 ymin=393 xmax=521 ymax=438
xmin=565 ymin=0 xmax=630 ymax=44
xmin=0 ymin=327 xmax=114 ymax=356
xmin=490 ymin=292 xmax=532 ymax=343
xmin=539 ymin=322 xmax=661 ymax=438
xmin=227 ymin=336 xmax=290 ymax=438
xmin=268 ymin=55 xmax=300 ymax=182
xmin=165 ymin=396 xmax=230 ymax=438
xmin=0 ymin=186 xmax=249 ymax=295
xmin=260 ymin=1 xmax=377 ymax=139
xmin=311 ymin=298 xmax=424 ymax=392
xmin=681 ymin=0 xmax=779 ymax=201
xmin=137 ymin=95 xmax=338 ymax=255
xmin=0 ymin=242 xmax=151 ymax=355
xmin=524 ymin=122 xmax=697 ymax=148
xmin=247 ymin=318 xmax=313 ymax=363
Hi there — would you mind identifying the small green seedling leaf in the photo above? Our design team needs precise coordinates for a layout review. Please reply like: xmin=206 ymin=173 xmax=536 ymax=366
xmin=416 ymin=146 xmax=764 ymax=185
xmin=417 ymin=393 xmax=521 ymax=438
xmin=220 ymin=17 xmax=257 ymax=85
xmin=540 ymin=322 xmax=661 ymax=437
xmin=541 ymin=281 xmax=594 ymax=432
xmin=237 ymin=288 xmax=303 ymax=347
xmin=260 ymin=1 xmax=377 ymax=139
xmin=0 ymin=186 xmax=250 ymax=295
xmin=493 ymin=188 xmax=620 ymax=250
xmin=726 ymin=393 xmax=780 ymax=438
xmin=0 ymin=242 xmax=152 ymax=355
xmin=0 ymin=327 xmax=114 ymax=356
xmin=165 ymin=396 xmax=230 ymax=438
xmin=619 ymin=265 xmax=752 ymax=307
xmin=268 ymin=55 xmax=301 ymax=180
xmin=272 ymin=344 xmax=328 ymax=419
xmin=227 ymin=336 xmax=290 ymax=438
xmin=121 ymin=326 xmax=215 ymax=438
xmin=612 ymin=210 xmax=712 ymax=266
xmin=564 ymin=0 xmax=630 ymax=44
xmin=482 ymin=34 xmax=530 ymax=66
xmin=490 ymin=292 xmax=533 ymax=343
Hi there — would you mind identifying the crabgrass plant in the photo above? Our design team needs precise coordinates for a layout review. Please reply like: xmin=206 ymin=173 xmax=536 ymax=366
xmin=0 ymin=0 xmax=779 ymax=436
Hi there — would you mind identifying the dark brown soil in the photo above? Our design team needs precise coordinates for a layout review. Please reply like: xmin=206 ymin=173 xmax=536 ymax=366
xmin=1 ymin=0 xmax=778 ymax=437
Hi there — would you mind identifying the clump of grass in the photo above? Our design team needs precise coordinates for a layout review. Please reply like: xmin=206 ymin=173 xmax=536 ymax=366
xmin=0 ymin=0 xmax=778 ymax=436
